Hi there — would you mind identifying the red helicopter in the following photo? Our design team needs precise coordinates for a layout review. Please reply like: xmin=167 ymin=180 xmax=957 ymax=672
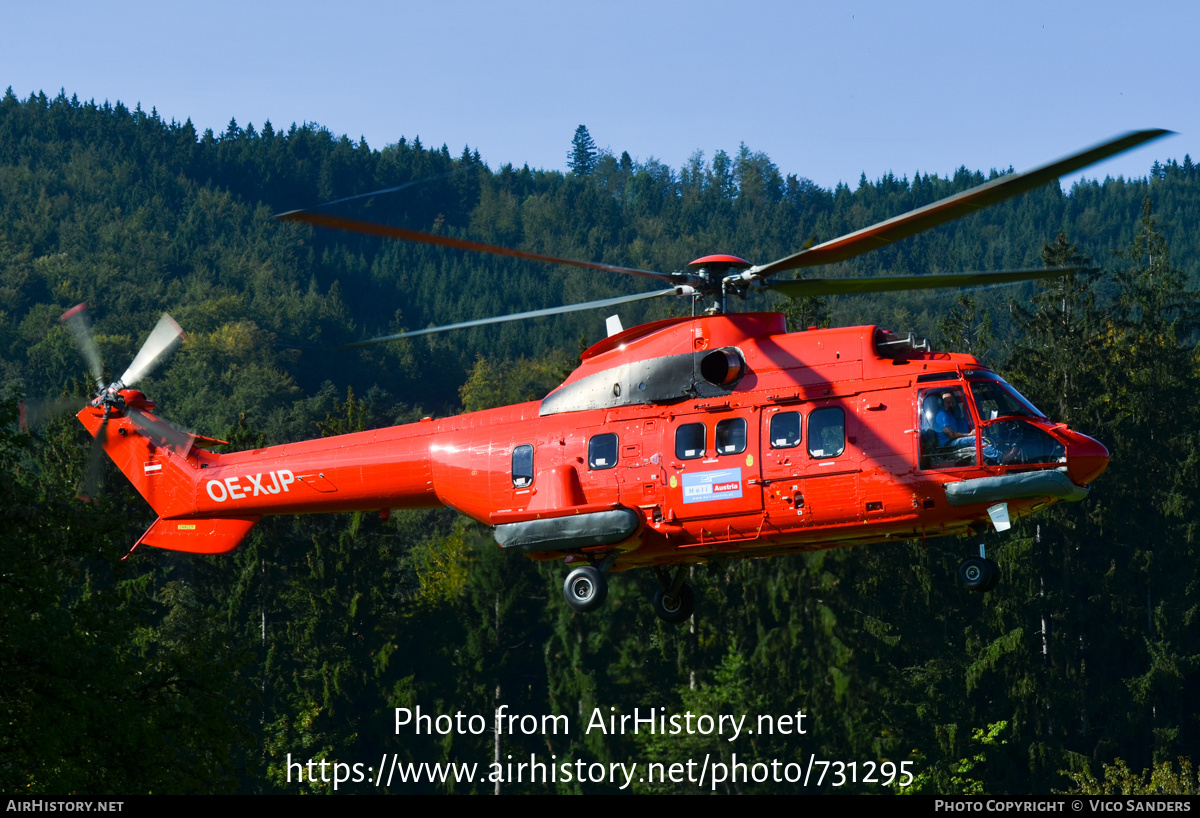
xmin=66 ymin=130 xmax=1165 ymax=623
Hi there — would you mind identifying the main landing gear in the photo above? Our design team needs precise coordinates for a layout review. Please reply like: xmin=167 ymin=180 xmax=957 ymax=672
xmin=560 ymin=557 xmax=696 ymax=624
xmin=563 ymin=563 xmax=609 ymax=612
xmin=651 ymin=567 xmax=695 ymax=624
xmin=958 ymin=542 xmax=999 ymax=593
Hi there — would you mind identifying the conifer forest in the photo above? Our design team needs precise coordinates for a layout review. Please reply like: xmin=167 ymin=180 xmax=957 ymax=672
xmin=3 ymin=89 xmax=1200 ymax=794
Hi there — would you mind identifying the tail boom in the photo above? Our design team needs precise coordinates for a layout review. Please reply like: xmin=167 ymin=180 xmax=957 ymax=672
xmin=78 ymin=403 xmax=442 ymax=553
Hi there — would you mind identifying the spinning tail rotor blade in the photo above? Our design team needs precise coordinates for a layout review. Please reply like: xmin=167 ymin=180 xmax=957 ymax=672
xmin=119 ymin=314 xmax=186 ymax=388
xmin=79 ymin=416 xmax=108 ymax=501
xmin=749 ymin=129 xmax=1172 ymax=279
xmin=764 ymin=267 xmax=1082 ymax=298
xmin=336 ymin=286 xmax=694 ymax=350
xmin=19 ymin=396 xmax=88 ymax=431
xmin=60 ymin=303 xmax=106 ymax=392
xmin=125 ymin=407 xmax=195 ymax=458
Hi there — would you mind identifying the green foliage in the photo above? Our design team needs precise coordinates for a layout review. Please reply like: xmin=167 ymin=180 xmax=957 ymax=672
xmin=0 ymin=398 xmax=251 ymax=793
xmin=903 ymin=721 xmax=1011 ymax=795
xmin=1064 ymin=757 xmax=1200 ymax=795
xmin=783 ymin=294 xmax=831 ymax=331
xmin=458 ymin=352 xmax=574 ymax=412
xmin=937 ymin=294 xmax=993 ymax=364
xmin=635 ymin=648 xmax=769 ymax=794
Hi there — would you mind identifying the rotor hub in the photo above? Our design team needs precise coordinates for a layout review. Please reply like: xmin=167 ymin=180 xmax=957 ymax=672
xmin=687 ymin=255 xmax=751 ymax=288
xmin=92 ymin=383 xmax=127 ymax=412
xmin=687 ymin=255 xmax=753 ymax=311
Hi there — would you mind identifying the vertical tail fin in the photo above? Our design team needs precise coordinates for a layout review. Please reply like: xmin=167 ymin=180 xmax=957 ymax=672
xmin=77 ymin=401 xmax=258 ymax=554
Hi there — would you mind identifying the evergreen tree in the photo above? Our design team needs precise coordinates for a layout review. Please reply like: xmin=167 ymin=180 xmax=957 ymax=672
xmin=568 ymin=125 xmax=597 ymax=176
xmin=1006 ymin=233 xmax=1103 ymax=423
xmin=936 ymin=294 xmax=993 ymax=363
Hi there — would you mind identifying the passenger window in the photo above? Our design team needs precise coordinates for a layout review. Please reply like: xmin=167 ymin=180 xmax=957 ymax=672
xmin=715 ymin=418 xmax=747 ymax=455
xmin=588 ymin=433 xmax=618 ymax=470
xmin=808 ymin=407 xmax=845 ymax=458
xmin=512 ymin=444 xmax=534 ymax=487
xmin=770 ymin=412 xmax=801 ymax=449
xmin=675 ymin=423 xmax=706 ymax=460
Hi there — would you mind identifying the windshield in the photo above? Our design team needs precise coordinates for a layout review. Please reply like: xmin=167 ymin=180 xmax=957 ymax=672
xmin=969 ymin=378 xmax=1045 ymax=420
xmin=980 ymin=420 xmax=1065 ymax=466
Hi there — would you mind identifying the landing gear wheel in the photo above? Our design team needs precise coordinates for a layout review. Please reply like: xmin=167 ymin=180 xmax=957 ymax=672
xmin=958 ymin=557 xmax=999 ymax=593
xmin=652 ymin=584 xmax=695 ymax=624
xmin=563 ymin=565 xmax=608 ymax=612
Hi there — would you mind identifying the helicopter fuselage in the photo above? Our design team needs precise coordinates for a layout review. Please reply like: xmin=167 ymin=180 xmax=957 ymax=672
xmin=78 ymin=312 xmax=1108 ymax=567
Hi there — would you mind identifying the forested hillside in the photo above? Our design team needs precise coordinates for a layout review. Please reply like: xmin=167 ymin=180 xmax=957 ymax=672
xmin=3 ymin=89 xmax=1199 ymax=794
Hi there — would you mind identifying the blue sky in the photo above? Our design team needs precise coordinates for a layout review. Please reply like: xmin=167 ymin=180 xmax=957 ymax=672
xmin=2 ymin=1 xmax=1196 ymax=190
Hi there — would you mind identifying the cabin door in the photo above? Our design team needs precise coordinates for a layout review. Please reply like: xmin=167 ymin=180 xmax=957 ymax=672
xmin=664 ymin=410 xmax=762 ymax=523
xmin=760 ymin=401 xmax=862 ymax=527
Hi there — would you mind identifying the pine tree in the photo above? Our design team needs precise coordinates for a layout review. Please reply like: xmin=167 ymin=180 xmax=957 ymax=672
xmin=1006 ymin=233 xmax=1103 ymax=424
xmin=936 ymin=293 xmax=993 ymax=363
xmin=568 ymin=125 xmax=597 ymax=176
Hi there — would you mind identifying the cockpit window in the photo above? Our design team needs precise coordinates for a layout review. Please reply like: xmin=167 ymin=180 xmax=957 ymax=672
xmin=512 ymin=444 xmax=534 ymax=488
xmin=980 ymin=420 xmax=1065 ymax=466
xmin=676 ymin=423 xmax=706 ymax=460
xmin=919 ymin=387 xmax=977 ymax=469
xmin=969 ymin=378 xmax=1044 ymax=420
xmin=588 ymin=433 xmax=618 ymax=470
xmin=715 ymin=418 xmax=747 ymax=455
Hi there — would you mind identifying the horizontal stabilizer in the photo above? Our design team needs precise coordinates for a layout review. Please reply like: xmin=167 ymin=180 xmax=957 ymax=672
xmin=136 ymin=516 xmax=261 ymax=554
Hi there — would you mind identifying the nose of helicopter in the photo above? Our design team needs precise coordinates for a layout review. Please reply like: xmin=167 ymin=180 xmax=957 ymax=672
xmin=1065 ymin=431 xmax=1110 ymax=486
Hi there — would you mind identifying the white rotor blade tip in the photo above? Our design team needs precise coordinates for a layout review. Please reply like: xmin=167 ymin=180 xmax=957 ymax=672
xmin=119 ymin=314 xmax=185 ymax=387
xmin=59 ymin=302 xmax=106 ymax=390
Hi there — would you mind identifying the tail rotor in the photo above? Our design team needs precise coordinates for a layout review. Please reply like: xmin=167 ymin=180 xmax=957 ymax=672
xmin=32 ymin=304 xmax=190 ymax=498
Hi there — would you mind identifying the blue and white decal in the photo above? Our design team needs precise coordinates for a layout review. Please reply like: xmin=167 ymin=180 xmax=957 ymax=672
xmin=681 ymin=467 xmax=743 ymax=504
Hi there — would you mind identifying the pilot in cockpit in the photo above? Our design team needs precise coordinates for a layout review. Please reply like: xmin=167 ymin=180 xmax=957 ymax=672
xmin=937 ymin=389 xmax=1008 ymax=463
xmin=936 ymin=391 xmax=975 ymax=449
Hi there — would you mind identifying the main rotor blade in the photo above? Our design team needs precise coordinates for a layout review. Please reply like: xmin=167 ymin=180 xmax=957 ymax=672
xmin=119 ymin=314 xmax=186 ymax=388
xmin=763 ymin=267 xmax=1080 ymax=298
xmin=276 ymin=210 xmax=680 ymax=285
xmin=336 ymin=286 xmax=693 ymax=350
xmin=60 ymin=303 xmax=106 ymax=392
xmin=750 ymin=129 xmax=1171 ymax=278
xmin=290 ymin=170 xmax=457 ymax=211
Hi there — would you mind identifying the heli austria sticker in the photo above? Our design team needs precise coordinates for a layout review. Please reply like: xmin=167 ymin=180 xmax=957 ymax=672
xmin=681 ymin=468 xmax=743 ymax=504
